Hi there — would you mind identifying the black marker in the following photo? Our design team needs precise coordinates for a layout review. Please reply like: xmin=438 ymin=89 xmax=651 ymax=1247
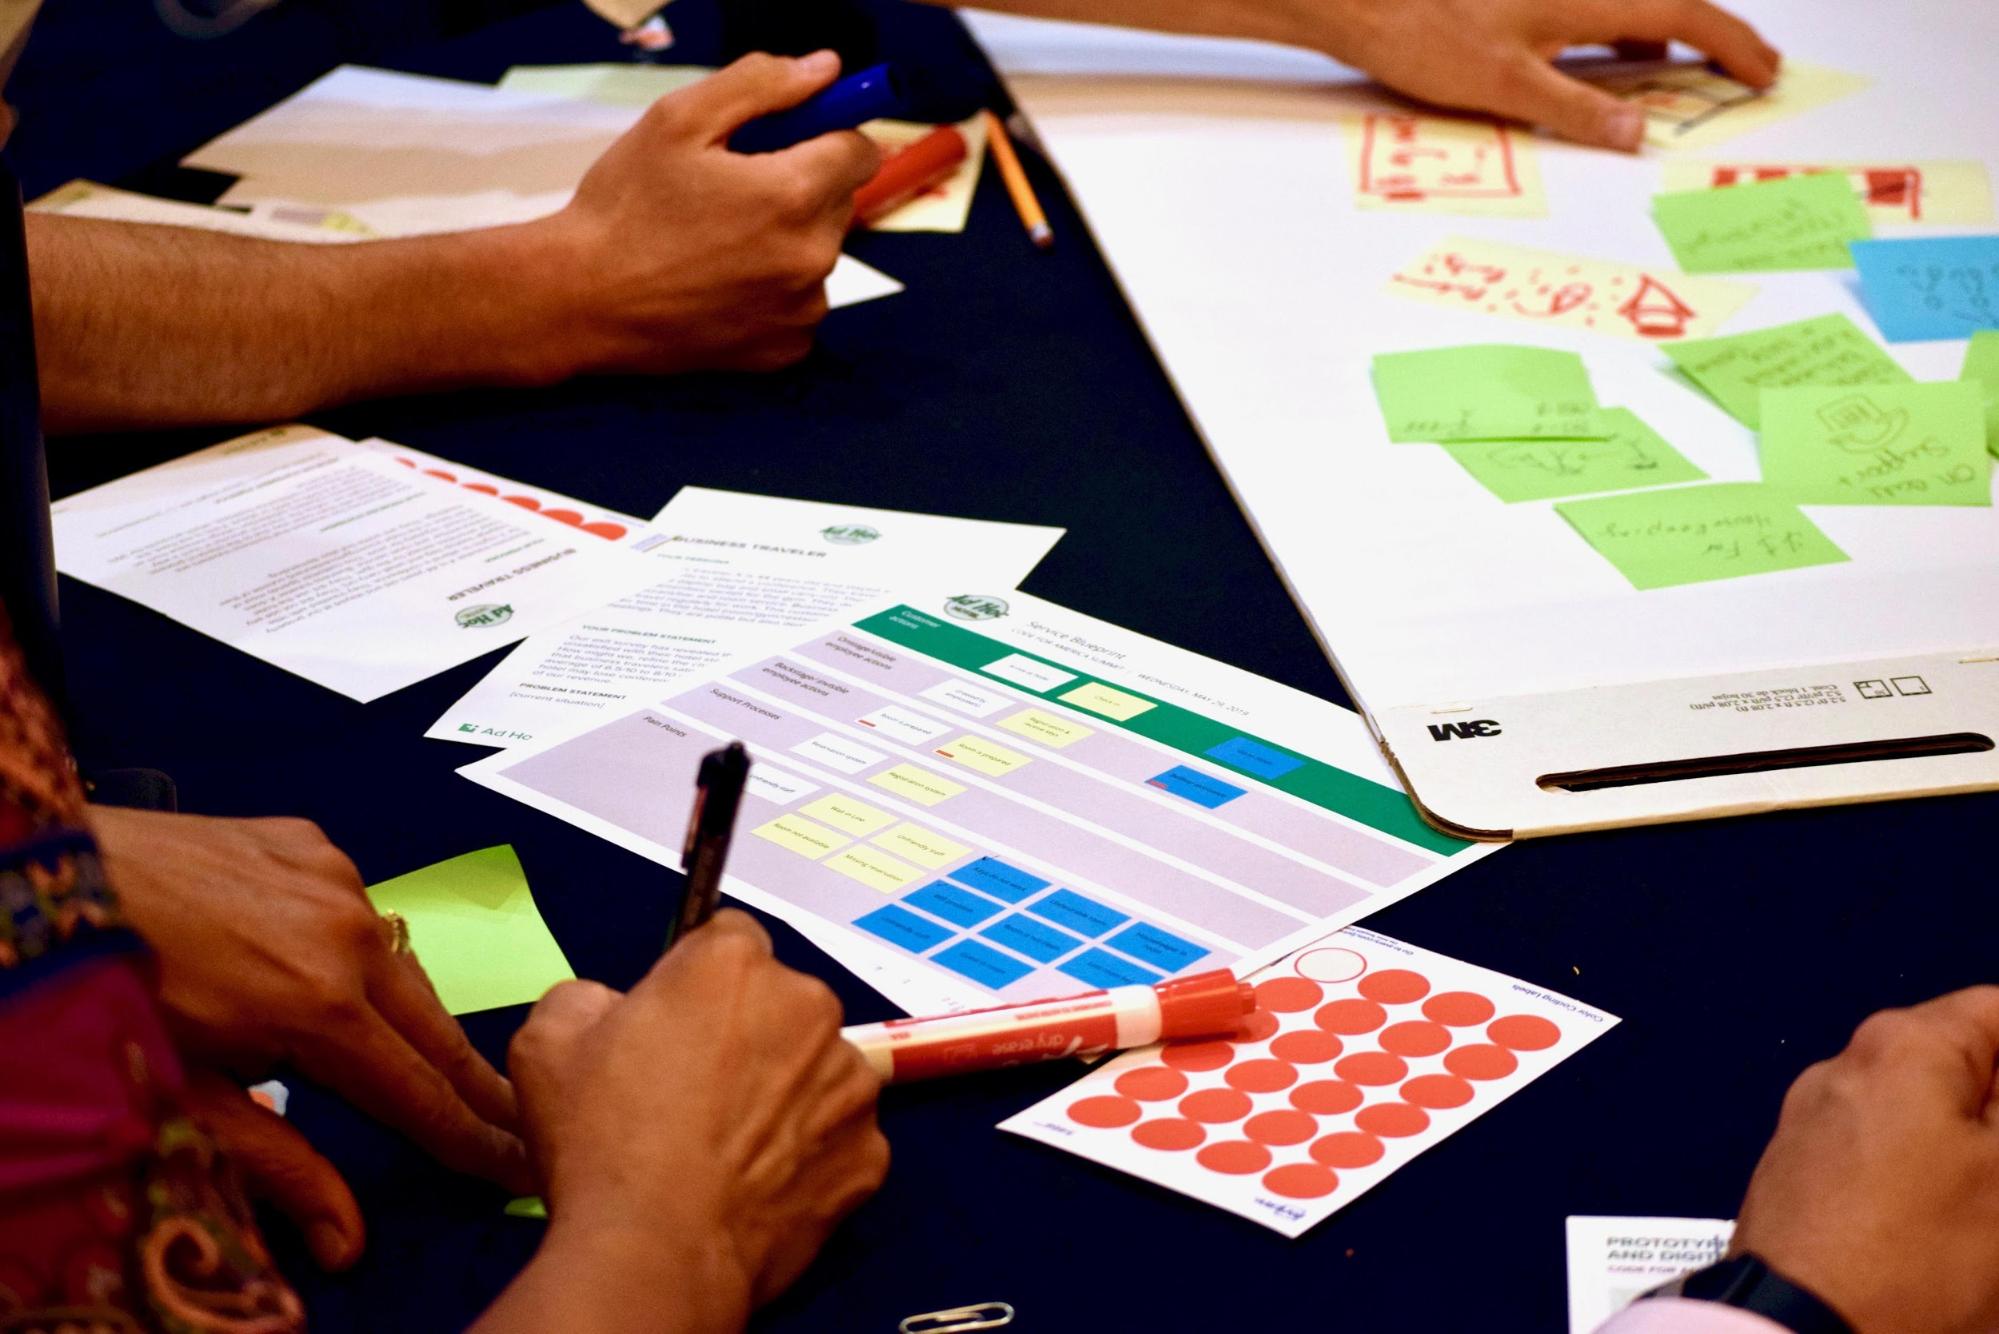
xmin=668 ymin=741 xmax=751 ymax=950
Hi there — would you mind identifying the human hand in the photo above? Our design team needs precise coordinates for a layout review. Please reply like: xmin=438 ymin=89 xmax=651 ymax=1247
xmin=508 ymin=911 xmax=887 ymax=1324
xmin=1729 ymin=987 xmax=1999 ymax=1333
xmin=90 ymin=806 xmax=532 ymax=1224
xmin=524 ymin=51 xmax=881 ymax=378
xmin=1302 ymin=0 xmax=1779 ymax=150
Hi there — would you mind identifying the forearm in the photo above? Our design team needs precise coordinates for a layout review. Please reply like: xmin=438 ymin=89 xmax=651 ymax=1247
xmin=472 ymin=1220 xmax=751 ymax=1334
xmin=27 ymin=215 xmax=581 ymax=434
xmin=916 ymin=0 xmax=1326 ymax=50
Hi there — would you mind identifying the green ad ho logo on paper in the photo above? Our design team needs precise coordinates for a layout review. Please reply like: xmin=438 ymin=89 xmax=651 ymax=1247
xmin=943 ymin=594 xmax=1009 ymax=622
xmin=454 ymin=603 xmax=515 ymax=629
xmin=820 ymin=523 xmax=881 ymax=546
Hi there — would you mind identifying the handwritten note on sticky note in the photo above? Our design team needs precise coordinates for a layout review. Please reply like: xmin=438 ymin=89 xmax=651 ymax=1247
xmin=1653 ymin=173 xmax=1870 ymax=272
xmin=1372 ymin=345 xmax=1602 ymax=441
xmin=366 ymin=845 xmax=573 ymax=1016
xmin=1850 ymin=236 xmax=1999 ymax=342
xmin=1657 ymin=161 xmax=1995 ymax=228
xmin=1342 ymin=114 xmax=1545 ymax=218
xmin=1589 ymin=61 xmax=1868 ymax=152
xmin=1760 ymin=383 xmax=1991 ymax=506
xmin=1556 ymin=483 xmax=1848 ymax=589
xmin=1664 ymin=314 xmax=1910 ymax=428
xmin=1445 ymin=408 xmax=1707 ymax=502
xmin=1965 ymin=331 xmax=1999 ymax=457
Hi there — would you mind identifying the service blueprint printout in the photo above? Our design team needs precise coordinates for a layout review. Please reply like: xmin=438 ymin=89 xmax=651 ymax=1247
xmin=460 ymin=591 xmax=1496 ymax=1010
xmin=51 ymin=427 xmax=660 ymax=702
xmin=1565 ymin=1217 xmax=1735 ymax=1332
xmin=426 ymin=489 xmax=1065 ymax=749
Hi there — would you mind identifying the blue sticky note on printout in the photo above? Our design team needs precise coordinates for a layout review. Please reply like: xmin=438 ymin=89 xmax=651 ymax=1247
xmin=1851 ymin=236 xmax=1999 ymax=342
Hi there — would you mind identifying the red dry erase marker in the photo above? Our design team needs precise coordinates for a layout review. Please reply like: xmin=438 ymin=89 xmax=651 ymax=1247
xmin=853 ymin=124 xmax=969 ymax=226
xmin=843 ymin=968 xmax=1254 ymax=1083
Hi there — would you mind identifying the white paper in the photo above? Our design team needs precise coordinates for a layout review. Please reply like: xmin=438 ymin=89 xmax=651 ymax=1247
xmin=458 ymin=590 xmax=1495 ymax=1010
xmin=27 ymin=180 xmax=368 ymax=243
xmin=426 ymin=488 xmax=1063 ymax=748
xmin=1001 ymin=924 xmax=1617 ymax=1238
xmin=51 ymin=426 xmax=660 ymax=702
xmin=1566 ymin=1216 xmax=1735 ymax=1332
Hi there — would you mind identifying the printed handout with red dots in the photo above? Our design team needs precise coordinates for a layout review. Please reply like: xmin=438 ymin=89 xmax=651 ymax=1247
xmin=1001 ymin=925 xmax=1617 ymax=1237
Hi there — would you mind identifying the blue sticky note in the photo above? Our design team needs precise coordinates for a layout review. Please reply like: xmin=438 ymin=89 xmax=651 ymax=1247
xmin=981 ymin=914 xmax=1084 ymax=963
xmin=904 ymin=880 xmax=1004 ymax=928
xmin=1851 ymin=236 xmax=1999 ymax=342
xmin=946 ymin=856 xmax=1050 ymax=904
xmin=854 ymin=905 xmax=952 ymax=954
xmin=1059 ymin=948 xmax=1163 ymax=988
xmin=1146 ymin=765 xmax=1246 ymax=809
xmin=1026 ymin=888 xmax=1129 ymax=937
xmin=1205 ymin=735 xmax=1305 ymax=780
xmin=933 ymin=939 xmax=1035 ymax=989
xmin=1108 ymin=922 xmax=1210 ymax=972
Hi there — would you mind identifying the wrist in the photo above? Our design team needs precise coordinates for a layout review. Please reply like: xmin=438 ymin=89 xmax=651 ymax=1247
xmin=1648 ymin=1252 xmax=1856 ymax=1334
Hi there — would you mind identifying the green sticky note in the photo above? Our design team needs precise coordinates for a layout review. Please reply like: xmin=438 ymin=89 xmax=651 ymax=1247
xmin=1664 ymin=314 xmax=1910 ymax=428
xmin=1372 ymin=345 xmax=1603 ymax=442
xmin=1964 ymin=330 xmax=1999 ymax=458
xmin=498 ymin=63 xmax=710 ymax=105
xmin=1444 ymin=407 xmax=1708 ymax=502
xmin=1759 ymin=382 xmax=1991 ymax=506
xmin=366 ymin=845 xmax=573 ymax=1016
xmin=1651 ymin=173 xmax=1872 ymax=273
xmin=1556 ymin=483 xmax=1849 ymax=590
xmin=504 ymin=1197 xmax=549 ymax=1220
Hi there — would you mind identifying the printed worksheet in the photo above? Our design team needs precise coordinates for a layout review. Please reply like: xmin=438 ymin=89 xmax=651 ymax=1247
xmin=427 ymin=491 xmax=1064 ymax=748
xmin=460 ymin=592 xmax=1495 ymax=1010
xmin=51 ymin=427 xmax=658 ymax=701
xmin=1566 ymin=1216 xmax=1735 ymax=1332
xmin=1001 ymin=925 xmax=1616 ymax=1237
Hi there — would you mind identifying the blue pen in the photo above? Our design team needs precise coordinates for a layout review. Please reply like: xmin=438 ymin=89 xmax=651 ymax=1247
xmin=731 ymin=63 xmax=906 ymax=154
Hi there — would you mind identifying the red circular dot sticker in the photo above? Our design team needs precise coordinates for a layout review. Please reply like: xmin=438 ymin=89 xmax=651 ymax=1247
xmin=1445 ymin=1045 xmax=1519 ymax=1081
xmin=1334 ymin=1051 xmax=1409 ymax=1086
xmin=1198 ymin=1140 xmax=1272 ymax=1175
xmin=1314 ymin=999 xmax=1387 ymax=1035
xmin=1357 ymin=969 xmax=1431 ymax=1004
xmin=1244 ymin=1110 xmax=1318 ymax=1146
xmin=1424 ymin=991 xmax=1497 ymax=1027
xmin=1225 ymin=1059 xmax=1299 ymax=1094
xmin=1235 ymin=1010 xmax=1282 ymax=1044
xmin=1290 ymin=1080 xmax=1364 ymax=1115
xmin=1262 ymin=1163 xmax=1339 ymax=1199
xmin=1115 ymin=1066 xmax=1189 ymax=1102
xmin=1269 ymin=1030 xmax=1342 ymax=1064
xmin=1401 ymin=1074 xmax=1475 ymax=1110
xmin=1179 ymin=1088 xmax=1254 ymax=1123
xmin=1132 ymin=1118 xmax=1206 ymax=1151
xmin=1162 ymin=1040 xmax=1236 ymax=1072
xmin=1488 ymin=1015 xmax=1562 ymax=1052
xmin=1069 ymin=1096 xmax=1142 ymax=1128
xmin=1379 ymin=1021 xmax=1452 ymax=1058
xmin=1310 ymin=1132 xmax=1385 ymax=1169
xmin=1256 ymin=977 xmax=1325 ymax=1012
xmin=1355 ymin=1102 xmax=1431 ymax=1138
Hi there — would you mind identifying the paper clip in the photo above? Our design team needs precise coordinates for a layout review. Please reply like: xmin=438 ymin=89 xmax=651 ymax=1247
xmin=899 ymin=1302 xmax=1015 ymax=1333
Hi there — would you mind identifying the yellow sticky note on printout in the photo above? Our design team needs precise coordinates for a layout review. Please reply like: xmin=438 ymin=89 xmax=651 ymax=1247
xmin=936 ymin=735 xmax=1032 ymax=777
xmin=498 ymin=63 xmax=711 ymax=104
xmin=1658 ymin=161 xmax=1994 ymax=228
xmin=1340 ymin=113 xmax=1545 ymax=218
xmin=1590 ymin=61 xmax=1868 ymax=152
xmin=751 ymin=815 xmax=849 ymax=860
xmin=995 ymin=708 xmax=1093 ymax=748
xmin=365 ymin=846 xmax=573 ymax=1016
xmin=861 ymin=116 xmax=988 ymax=234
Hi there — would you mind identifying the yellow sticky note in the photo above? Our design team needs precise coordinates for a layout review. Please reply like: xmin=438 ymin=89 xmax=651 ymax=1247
xmin=365 ymin=846 xmax=573 ymax=1017
xmin=859 ymin=115 xmax=987 ymax=234
xmin=995 ymin=708 xmax=1094 ymax=748
xmin=827 ymin=847 xmax=924 ymax=894
xmin=1341 ymin=113 xmax=1545 ymax=218
xmin=1591 ymin=61 xmax=1868 ymax=153
xmin=935 ymin=735 xmax=1031 ymax=777
xmin=1658 ymin=160 xmax=1995 ymax=228
xmin=868 ymin=763 xmax=966 ymax=806
xmin=870 ymin=822 xmax=973 ymax=870
xmin=750 ymin=815 xmax=848 ymax=860
xmin=497 ymin=63 xmax=711 ymax=105
xmin=799 ymin=793 xmax=897 ymax=837
xmin=1058 ymin=681 xmax=1156 ymax=721
xmin=1387 ymin=236 xmax=1753 ymax=342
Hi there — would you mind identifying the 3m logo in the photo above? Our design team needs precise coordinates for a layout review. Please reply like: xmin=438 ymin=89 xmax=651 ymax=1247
xmin=1428 ymin=720 xmax=1502 ymax=741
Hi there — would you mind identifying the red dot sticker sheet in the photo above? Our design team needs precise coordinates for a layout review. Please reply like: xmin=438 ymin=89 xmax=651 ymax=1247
xmin=1000 ymin=924 xmax=1618 ymax=1237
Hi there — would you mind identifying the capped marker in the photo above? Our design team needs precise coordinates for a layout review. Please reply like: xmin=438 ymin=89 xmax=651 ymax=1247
xmin=843 ymin=968 xmax=1255 ymax=1083
xmin=853 ymin=124 xmax=969 ymax=227
xmin=732 ymin=63 xmax=908 ymax=154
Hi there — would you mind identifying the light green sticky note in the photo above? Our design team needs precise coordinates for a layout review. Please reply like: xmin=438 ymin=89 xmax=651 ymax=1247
xmin=366 ymin=845 xmax=573 ymax=1016
xmin=1372 ymin=345 xmax=1604 ymax=442
xmin=1556 ymin=483 xmax=1849 ymax=590
xmin=498 ymin=64 xmax=711 ymax=106
xmin=1759 ymin=382 xmax=1991 ymax=506
xmin=1444 ymin=407 xmax=1708 ymax=502
xmin=1964 ymin=330 xmax=1999 ymax=459
xmin=1663 ymin=313 xmax=1910 ymax=428
xmin=504 ymin=1197 xmax=549 ymax=1220
xmin=1652 ymin=173 xmax=1872 ymax=273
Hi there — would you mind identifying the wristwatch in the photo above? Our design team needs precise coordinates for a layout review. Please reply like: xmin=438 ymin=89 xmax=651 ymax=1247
xmin=1642 ymin=1253 xmax=1855 ymax=1334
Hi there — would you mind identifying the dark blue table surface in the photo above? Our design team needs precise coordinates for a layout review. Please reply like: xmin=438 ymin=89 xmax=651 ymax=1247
xmin=9 ymin=2 xmax=1993 ymax=1329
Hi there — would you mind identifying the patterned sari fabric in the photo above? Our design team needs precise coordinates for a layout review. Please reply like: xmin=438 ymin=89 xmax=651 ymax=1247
xmin=0 ymin=604 xmax=303 ymax=1333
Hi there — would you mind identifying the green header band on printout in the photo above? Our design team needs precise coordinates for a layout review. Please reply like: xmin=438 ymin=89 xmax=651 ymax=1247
xmin=854 ymin=606 xmax=1469 ymax=855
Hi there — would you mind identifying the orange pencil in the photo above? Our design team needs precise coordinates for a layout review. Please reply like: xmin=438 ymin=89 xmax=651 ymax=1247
xmin=982 ymin=108 xmax=1052 ymax=250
